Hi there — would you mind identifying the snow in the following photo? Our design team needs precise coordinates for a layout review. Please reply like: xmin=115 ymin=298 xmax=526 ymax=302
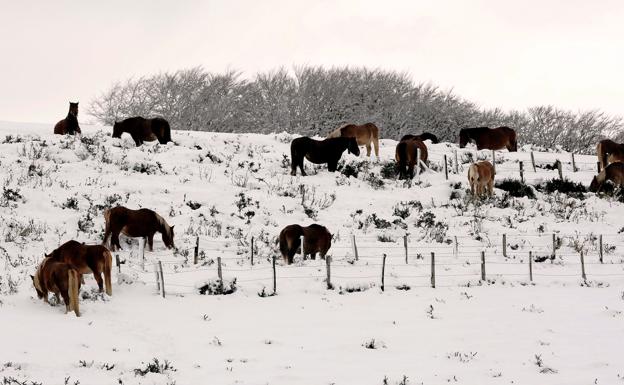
xmin=0 ymin=121 xmax=623 ymax=384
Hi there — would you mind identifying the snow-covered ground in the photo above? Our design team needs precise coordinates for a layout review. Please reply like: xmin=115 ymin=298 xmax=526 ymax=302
xmin=0 ymin=121 xmax=623 ymax=384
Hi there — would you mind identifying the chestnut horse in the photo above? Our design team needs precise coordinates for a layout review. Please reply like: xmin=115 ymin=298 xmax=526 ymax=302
xmin=327 ymin=123 xmax=380 ymax=158
xmin=279 ymin=224 xmax=332 ymax=264
xmin=46 ymin=240 xmax=112 ymax=296
xmin=104 ymin=206 xmax=175 ymax=251
xmin=596 ymin=139 xmax=624 ymax=171
xmin=112 ymin=117 xmax=172 ymax=146
xmin=395 ymin=138 xmax=428 ymax=179
xmin=32 ymin=258 xmax=81 ymax=316
xmin=459 ymin=127 xmax=517 ymax=151
xmin=53 ymin=102 xmax=81 ymax=135
xmin=290 ymin=136 xmax=360 ymax=176
xmin=468 ymin=161 xmax=495 ymax=197
xmin=400 ymin=132 xmax=439 ymax=144
xmin=589 ymin=162 xmax=624 ymax=193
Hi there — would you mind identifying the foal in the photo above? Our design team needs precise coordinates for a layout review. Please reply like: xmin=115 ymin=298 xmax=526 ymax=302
xmin=32 ymin=258 xmax=81 ymax=316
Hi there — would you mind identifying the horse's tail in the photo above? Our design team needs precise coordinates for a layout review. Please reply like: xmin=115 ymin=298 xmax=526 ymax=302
xmin=68 ymin=268 xmax=80 ymax=317
xmin=396 ymin=141 xmax=408 ymax=175
xmin=103 ymin=249 xmax=113 ymax=296
xmin=597 ymin=141 xmax=607 ymax=172
xmin=370 ymin=124 xmax=380 ymax=157
xmin=162 ymin=119 xmax=172 ymax=142
xmin=508 ymin=129 xmax=518 ymax=152
xmin=102 ymin=208 xmax=111 ymax=247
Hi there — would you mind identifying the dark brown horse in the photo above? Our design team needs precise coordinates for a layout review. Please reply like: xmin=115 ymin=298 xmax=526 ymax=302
xmin=596 ymin=139 xmax=624 ymax=171
xmin=32 ymin=258 xmax=81 ymax=316
xmin=459 ymin=127 xmax=517 ymax=151
xmin=53 ymin=102 xmax=81 ymax=135
xmin=290 ymin=137 xmax=360 ymax=176
xmin=400 ymin=132 xmax=439 ymax=144
xmin=590 ymin=162 xmax=624 ymax=193
xmin=279 ymin=224 xmax=332 ymax=264
xmin=395 ymin=138 xmax=428 ymax=179
xmin=112 ymin=117 xmax=172 ymax=146
xmin=46 ymin=240 xmax=112 ymax=296
xmin=104 ymin=206 xmax=175 ymax=251
xmin=327 ymin=123 xmax=380 ymax=158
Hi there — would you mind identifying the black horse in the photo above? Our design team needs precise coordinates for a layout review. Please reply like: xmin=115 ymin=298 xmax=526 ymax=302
xmin=290 ymin=137 xmax=360 ymax=176
xmin=112 ymin=117 xmax=172 ymax=146
xmin=400 ymin=132 xmax=439 ymax=144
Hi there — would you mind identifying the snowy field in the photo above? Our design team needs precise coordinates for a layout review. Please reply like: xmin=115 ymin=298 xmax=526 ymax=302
xmin=0 ymin=121 xmax=623 ymax=384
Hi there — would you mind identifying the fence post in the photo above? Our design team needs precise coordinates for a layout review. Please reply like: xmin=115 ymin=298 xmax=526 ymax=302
xmin=300 ymin=235 xmax=305 ymax=260
xmin=139 ymin=237 xmax=146 ymax=271
xmin=158 ymin=260 xmax=165 ymax=298
xmin=491 ymin=150 xmax=496 ymax=174
xmin=453 ymin=236 xmax=458 ymax=258
xmin=115 ymin=254 xmax=121 ymax=274
xmin=454 ymin=150 xmax=459 ymax=174
xmin=351 ymin=235 xmax=359 ymax=261
xmin=403 ymin=234 xmax=408 ymax=264
xmin=416 ymin=148 xmax=421 ymax=179
xmin=430 ymin=252 xmax=436 ymax=288
xmin=599 ymin=235 xmax=603 ymax=264
xmin=571 ymin=153 xmax=577 ymax=172
xmin=154 ymin=262 xmax=160 ymax=293
xmin=272 ymin=256 xmax=277 ymax=294
xmin=480 ymin=251 xmax=486 ymax=281
xmin=519 ymin=161 xmax=524 ymax=183
xmin=444 ymin=154 xmax=449 ymax=180
xmin=580 ymin=251 xmax=587 ymax=281
xmin=529 ymin=251 xmax=533 ymax=282
xmin=530 ymin=152 xmax=536 ymax=172
xmin=552 ymin=233 xmax=556 ymax=259
xmin=597 ymin=161 xmax=601 ymax=173
xmin=380 ymin=253 xmax=387 ymax=291
xmin=326 ymin=256 xmax=332 ymax=290
xmin=557 ymin=160 xmax=563 ymax=180
xmin=217 ymin=256 xmax=224 ymax=292
xmin=194 ymin=236 xmax=199 ymax=264
xmin=502 ymin=234 xmax=507 ymax=258
xmin=250 ymin=236 xmax=254 ymax=266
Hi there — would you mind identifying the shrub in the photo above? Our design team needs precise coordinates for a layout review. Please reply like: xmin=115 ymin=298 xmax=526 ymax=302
xmin=134 ymin=358 xmax=176 ymax=377
xmin=537 ymin=178 xmax=586 ymax=200
xmin=495 ymin=179 xmax=536 ymax=199
xmin=379 ymin=161 xmax=398 ymax=179
xmin=198 ymin=278 xmax=237 ymax=295
xmin=365 ymin=173 xmax=384 ymax=189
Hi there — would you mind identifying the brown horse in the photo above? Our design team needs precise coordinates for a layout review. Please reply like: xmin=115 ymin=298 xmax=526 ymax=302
xmin=590 ymin=162 xmax=624 ymax=193
xmin=395 ymin=138 xmax=428 ymax=179
xmin=400 ymin=132 xmax=439 ymax=144
xmin=290 ymin=136 xmax=360 ymax=176
xmin=46 ymin=240 xmax=112 ymax=296
xmin=596 ymin=139 xmax=624 ymax=171
xmin=279 ymin=224 xmax=332 ymax=264
xmin=53 ymin=102 xmax=81 ymax=135
xmin=468 ymin=161 xmax=495 ymax=197
xmin=112 ymin=117 xmax=172 ymax=146
xmin=104 ymin=206 xmax=175 ymax=251
xmin=459 ymin=127 xmax=517 ymax=151
xmin=327 ymin=123 xmax=380 ymax=158
xmin=32 ymin=258 xmax=81 ymax=316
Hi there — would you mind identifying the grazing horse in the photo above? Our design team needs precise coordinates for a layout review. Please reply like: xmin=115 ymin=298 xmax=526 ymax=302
xmin=104 ymin=206 xmax=175 ymax=251
xmin=53 ymin=102 xmax=81 ymax=135
xmin=46 ymin=240 xmax=112 ymax=296
xmin=459 ymin=126 xmax=517 ymax=151
xmin=290 ymin=136 xmax=360 ymax=176
xmin=32 ymin=258 xmax=81 ymax=316
xmin=279 ymin=224 xmax=332 ymax=264
xmin=400 ymin=132 xmax=439 ymax=144
xmin=596 ymin=139 xmax=624 ymax=171
xmin=112 ymin=117 xmax=172 ymax=146
xmin=327 ymin=123 xmax=380 ymax=158
xmin=589 ymin=162 xmax=624 ymax=193
xmin=395 ymin=138 xmax=428 ymax=179
xmin=468 ymin=161 xmax=495 ymax=197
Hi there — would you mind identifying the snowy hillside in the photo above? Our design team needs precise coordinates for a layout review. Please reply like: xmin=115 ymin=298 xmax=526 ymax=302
xmin=0 ymin=122 xmax=623 ymax=385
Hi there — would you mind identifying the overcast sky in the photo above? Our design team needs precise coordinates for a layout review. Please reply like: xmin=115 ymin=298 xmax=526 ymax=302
xmin=1 ymin=0 xmax=623 ymax=124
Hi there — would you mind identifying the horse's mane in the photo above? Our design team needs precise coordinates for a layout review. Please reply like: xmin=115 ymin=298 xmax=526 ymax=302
xmin=154 ymin=212 xmax=172 ymax=234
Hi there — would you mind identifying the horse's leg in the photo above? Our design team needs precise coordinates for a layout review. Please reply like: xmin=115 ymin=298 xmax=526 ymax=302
xmin=408 ymin=164 xmax=415 ymax=179
xmin=92 ymin=266 xmax=104 ymax=293
xmin=366 ymin=142 xmax=371 ymax=157
xmin=328 ymin=159 xmax=338 ymax=172
xmin=299 ymin=158 xmax=307 ymax=176
xmin=147 ymin=234 xmax=154 ymax=251
xmin=111 ymin=230 xmax=122 ymax=251
xmin=61 ymin=291 xmax=71 ymax=313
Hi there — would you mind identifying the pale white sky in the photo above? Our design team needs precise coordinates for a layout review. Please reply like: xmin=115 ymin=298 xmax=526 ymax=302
xmin=1 ymin=0 xmax=623 ymax=124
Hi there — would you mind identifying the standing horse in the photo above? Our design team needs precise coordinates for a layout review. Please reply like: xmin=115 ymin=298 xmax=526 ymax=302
xmin=395 ymin=138 xmax=428 ymax=179
xmin=589 ymin=162 xmax=624 ymax=193
xmin=112 ymin=117 xmax=172 ymax=146
xmin=400 ymin=132 xmax=439 ymax=144
xmin=459 ymin=127 xmax=517 ymax=151
xmin=279 ymin=224 xmax=332 ymax=264
xmin=32 ymin=258 xmax=81 ymax=316
xmin=596 ymin=139 xmax=624 ymax=171
xmin=104 ymin=206 xmax=175 ymax=251
xmin=327 ymin=123 xmax=380 ymax=158
xmin=53 ymin=102 xmax=81 ymax=135
xmin=46 ymin=240 xmax=112 ymax=296
xmin=290 ymin=136 xmax=360 ymax=176
xmin=468 ymin=161 xmax=495 ymax=197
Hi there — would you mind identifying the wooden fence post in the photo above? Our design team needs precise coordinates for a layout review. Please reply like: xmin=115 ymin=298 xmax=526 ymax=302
xmin=502 ymin=234 xmax=507 ymax=258
xmin=552 ymin=234 xmax=556 ymax=259
xmin=529 ymin=251 xmax=533 ymax=282
xmin=250 ymin=236 xmax=254 ymax=266
xmin=599 ymin=235 xmax=603 ymax=264
xmin=580 ymin=251 xmax=587 ymax=281
xmin=571 ymin=153 xmax=577 ymax=172
xmin=194 ymin=236 xmax=199 ymax=264
xmin=444 ymin=154 xmax=449 ymax=180
xmin=480 ymin=251 xmax=486 ymax=281
xmin=381 ymin=253 xmax=387 ymax=291
xmin=454 ymin=150 xmax=459 ymax=174
xmin=519 ymin=161 xmax=524 ymax=183
xmin=326 ymin=256 xmax=332 ymax=290
xmin=300 ymin=235 xmax=305 ymax=260
xmin=154 ymin=262 xmax=160 ymax=293
xmin=139 ymin=237 xmax=146 ymax=271
xmin=115 ymin=254 xmax=121 ymax=274
xmin=530 ymin=152 xmax=537 ymax=172
xmin=430 ymin=252 xmax=436 ymax=288
xmin=597 ymin=161 xmax=601 ymax=173
xmin=217 ymin=256 xmax=223 ymax=292
xmin=491 ymin=150 xmax=496 ymax=174
xmin=416 ymin=148 xmax=421 ymax=179
xmin=453 ymin=236 xmax=458 ymax=258
xmin=403 ymin=235 xmax=408 ymax=264
xmin=272 ymin=256 xmax=277 ymax=294
xmin=557 ymin=160 xmax=563 ymax=180
xmin=158 ymin=260 xmax=165 ymax=298
xmin=351 ymin=235 xmax=359 ymax=261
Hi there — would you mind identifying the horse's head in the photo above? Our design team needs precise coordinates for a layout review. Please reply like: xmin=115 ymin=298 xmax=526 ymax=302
xmin=347 ymin=138 xmax=360 ymax=156
xmin=31 ymin=273 xmax=44 ymax=299
xmin=69 ymin=102 xmax=79 ymax=117
xmin=459 ymin=129 xmax=469 ymax=148
xmin=162 ymin=225 xmax=175 ymax=249
xmin=589 ymin=176 xmax=600 ymax=192
xmin=112 ymin=121 xmax=122 ymax=138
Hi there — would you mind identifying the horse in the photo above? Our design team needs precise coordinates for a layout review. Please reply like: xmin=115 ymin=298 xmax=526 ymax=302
xmin=290 ymin=136 xmax=360 ymax=176
xmin=279 ymin=224 xmax=332 ymax=264
xmin=589 ymin=162 xmax=624 ymax=193
xmin=104 ymin=206 xmax=175 ymax=251
xmin=395 ymin=138 xmax=428 ymax=179
xmin=53 ymin=102 xmax=81 ymax=135
xmin=327 ymin=123 xmax=380 ymax=158
xmin=46 ymin=240 xmax=112 ymax=296
xmin=400 ymin=132 xmax=439 ymax=144
xmin=112 ymin=117 xmax=172 ymax=146
xmin=32 ymin=258 xmax=81 ymax=317
xmin=596 ymin=139 xmax=624 ymax=171
xmin=468 ymin=160 xmax=495 ymax=197
xmin=459 ymin=126 xmax=517 ymax=151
